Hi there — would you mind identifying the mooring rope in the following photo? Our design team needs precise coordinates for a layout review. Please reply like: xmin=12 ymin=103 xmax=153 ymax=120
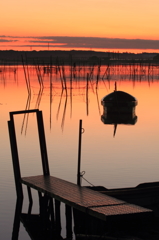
xmin=80 ymin=171 xmax=95 ymax=186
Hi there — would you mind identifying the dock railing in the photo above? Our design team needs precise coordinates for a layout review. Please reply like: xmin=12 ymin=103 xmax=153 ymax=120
xmin=8 ymin=109 xmax=50 ymax=198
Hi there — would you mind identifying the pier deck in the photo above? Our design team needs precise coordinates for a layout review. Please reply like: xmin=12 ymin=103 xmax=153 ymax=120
xmin=21 ymin=175 xmax=152 ymax=221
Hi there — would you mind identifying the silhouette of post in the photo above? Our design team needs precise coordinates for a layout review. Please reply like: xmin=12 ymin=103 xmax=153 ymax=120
xmin=77 ymin=119 xmax=83 ymax=186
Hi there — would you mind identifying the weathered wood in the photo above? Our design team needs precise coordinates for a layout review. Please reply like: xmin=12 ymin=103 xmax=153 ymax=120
xmin=21 ymin=175 xmax=152 ymax=221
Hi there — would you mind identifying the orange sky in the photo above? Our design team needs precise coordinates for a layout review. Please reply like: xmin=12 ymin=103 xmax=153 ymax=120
xmin=1 ymin=0 xmax=159 ymax=52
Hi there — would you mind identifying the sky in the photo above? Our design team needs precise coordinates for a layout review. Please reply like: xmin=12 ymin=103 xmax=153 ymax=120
xmin=1 ymin=0 xmax=159 ymax=53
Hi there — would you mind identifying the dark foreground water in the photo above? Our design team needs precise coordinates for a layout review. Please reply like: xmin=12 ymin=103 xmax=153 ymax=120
xmin=1 ymin=64 xmax=159 ymax=239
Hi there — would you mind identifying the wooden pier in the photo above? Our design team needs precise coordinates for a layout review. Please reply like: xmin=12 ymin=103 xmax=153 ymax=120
xmin=8 ymin=109 xmax=153 ymax=239
xmin=21 ymin=175 xmax=152 ymax=221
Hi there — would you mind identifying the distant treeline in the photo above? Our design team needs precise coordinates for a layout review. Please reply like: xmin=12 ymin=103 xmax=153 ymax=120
xmin=0 ymin=50 xmax=159 ymax=65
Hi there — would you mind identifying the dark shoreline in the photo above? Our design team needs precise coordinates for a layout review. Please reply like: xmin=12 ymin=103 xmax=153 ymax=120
xmin=0 ymin=50 xmax=159 ymax=65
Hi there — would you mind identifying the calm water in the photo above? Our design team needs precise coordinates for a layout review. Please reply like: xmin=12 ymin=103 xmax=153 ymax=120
xmin=1 ymin=64 xmax=159 ymax=239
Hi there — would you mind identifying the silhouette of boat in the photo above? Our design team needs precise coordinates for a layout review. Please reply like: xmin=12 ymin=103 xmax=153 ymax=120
xmin=87 ymin=181 xmax=159 ymax=216
xmin=101 ymin=90 xmax=138 ymax=113
xmin=77 ymin=182 xmax=159 ymax=239
xmin=101 ymin=87 xmax=138 ymax=136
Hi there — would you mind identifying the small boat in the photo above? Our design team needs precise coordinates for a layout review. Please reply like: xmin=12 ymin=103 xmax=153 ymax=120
xmin=101 ymin=90 xmax=138 ymax=114
xmin=87 ymin=181 xmax=159 ymax=215
xmin=76 ymin=182 xmax=159 ymax=239
xmin=101 ymin=85 xmax=138 ymax=136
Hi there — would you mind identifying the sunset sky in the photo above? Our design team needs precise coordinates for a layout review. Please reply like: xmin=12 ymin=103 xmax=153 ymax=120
xmin=1 ymin=0 xmax=159 ymax=52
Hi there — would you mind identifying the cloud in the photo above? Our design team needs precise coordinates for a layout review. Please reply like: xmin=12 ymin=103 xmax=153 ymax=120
xmin=1 ymin=36 xmax=159 ymax=50
xmin=0 ymin=36 xmax=18 ymax=43
xmin=27 ymin=36 xmax=159 ymax=49
xmin=0 ymin=39 xmax=17 ymax=43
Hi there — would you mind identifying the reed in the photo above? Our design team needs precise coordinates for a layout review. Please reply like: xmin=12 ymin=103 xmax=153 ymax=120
xmin=61 ymin=63 xmax=68 ymax=94
xmin=95 ymin=60 xmax=101 ymax=89
xmin=86 ymin=73 xmax=89 ymax=116
xmin=49 ymin=56 xmax=53 ymax=129
xmin=21 ymin=55 xmax=31 ymax=95
xmin=21 ymin=54 xmax=32 ymax=134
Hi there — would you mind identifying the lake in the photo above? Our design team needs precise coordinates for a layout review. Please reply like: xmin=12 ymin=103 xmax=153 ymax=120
xmin=1 ymin=64 xmax=159 ymax=239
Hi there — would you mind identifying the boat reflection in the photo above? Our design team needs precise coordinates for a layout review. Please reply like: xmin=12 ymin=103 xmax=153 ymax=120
xmin=101 ymin=111 xmax=138 ymax=125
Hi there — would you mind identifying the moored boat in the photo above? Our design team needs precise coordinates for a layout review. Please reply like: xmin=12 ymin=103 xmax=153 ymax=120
xmin=101 ymin=90 xmax=138 ymax=114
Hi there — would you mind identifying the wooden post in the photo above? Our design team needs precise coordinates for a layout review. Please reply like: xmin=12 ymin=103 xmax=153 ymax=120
xmin=55 ymin=200 xmax=62 ymax=239
xmin=8 ymin=109 xmax=50 ymax=198
xmin=8 ymin=119 xmax=23 ymax=199
xmin=77 ymin=119 xmax=84 ymax=186
xmin=8 ymin=110 xmax=39 ymax=198
xmin=49 ymin=197 xmax=55 ymax=232
xmin=36 ymin=110 xmax=50 ymax=176
xmin=27 ymin=186 xmax=33 ymax=215
xmin=65 ymin=205 xmax=73 ymax=239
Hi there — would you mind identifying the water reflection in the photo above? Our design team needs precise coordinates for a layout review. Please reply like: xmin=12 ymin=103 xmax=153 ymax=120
xmin=12 ymin=198 xmax=55 ymax=240
xmin=12 ymin=196 xmax=74 ymax=240
xmin=101 ymin=112 xmax=138 ymax=137
xmin=3 ymin=64 xmax=159 ymax=240
xmin=12 ymin=199 xmax=23 ymax=240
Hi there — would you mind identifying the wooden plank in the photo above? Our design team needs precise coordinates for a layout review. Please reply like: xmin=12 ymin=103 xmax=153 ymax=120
xmin=21 ymin=175 xmax=152 ymax=221
xmin=89 ymin=204 xmax=151 ymax=216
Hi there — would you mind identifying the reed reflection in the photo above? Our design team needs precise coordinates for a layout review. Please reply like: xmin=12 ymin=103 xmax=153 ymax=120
xmin=4 ymin=63 xmax=159 ymax=136
xmin=21 ymin=94 xmax=31 ymax=134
